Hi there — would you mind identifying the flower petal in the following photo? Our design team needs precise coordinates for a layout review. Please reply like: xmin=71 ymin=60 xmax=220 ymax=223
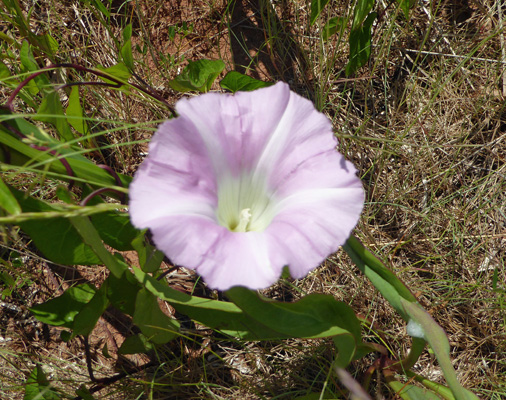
xmin=195 ymin=231 xmax=279 ymax=290
xmin=267 ymin=185 xmax=364 ymax=279
xmin=174 ymin=82 xmax=291 ymax=176
xmin=148 ymin=215 xmax=279 ymax=290
xmin=128 ymin=124 xmax=218 ymax=228
xmin=248 ymin=84 xmax=338 ymax=192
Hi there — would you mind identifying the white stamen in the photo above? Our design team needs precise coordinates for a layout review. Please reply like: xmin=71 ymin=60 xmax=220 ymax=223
xmin=235 ymin=208 xmax=252 ymax=232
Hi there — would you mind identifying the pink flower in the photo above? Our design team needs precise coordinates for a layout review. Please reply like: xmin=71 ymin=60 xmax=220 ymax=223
xmin=129 ymin=82 xmax=364 ymax=290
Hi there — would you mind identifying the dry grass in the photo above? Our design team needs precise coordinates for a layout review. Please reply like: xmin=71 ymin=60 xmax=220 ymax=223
xmin=1 ymin=0 xmax=505 ymax=399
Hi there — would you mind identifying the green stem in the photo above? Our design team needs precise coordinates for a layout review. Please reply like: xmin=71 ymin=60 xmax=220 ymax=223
xmin=343 ymin=234 xmax=425 ymax=369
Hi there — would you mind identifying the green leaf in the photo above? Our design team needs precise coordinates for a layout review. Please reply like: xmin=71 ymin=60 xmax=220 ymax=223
xmin=102 ymin=341 xmax=111 ymax=358
xmin=225 ymin=290 xmax=361 ymax=367
xmin=133 ymin=288 xmax=179 ymax=344
xmin=19 ymin=41 xmax=48 ymax=95
xmin=37 ymin=34 xmax=59 ymax=54
xmin=121 ymin=24 xmax=134 ymax=70
xmin=24 ymin=365 xmax=60 ymax=400
xmin=106 ymin=270 xmax=141 ymax=315
xmin=89 ymin=0 xmax=110 ymax=18
xmin=118 ymin=333 xmax=154 ymax=355
xmin=121 ymin=39 xmax=134 ymax=70
xmin=66 ymin=86 xmax=89 ymax=136
xmin=343 ymin=235 xmax=417 ymax=320
xmin=220 ymin=71 xmax=273 ymax=93
xmin=19 ymin=40 xmax=39 ymax=72
xmin=227 ymin=287 xmax=361 ymax=342
xmin=69 ymin=216 xmax=128 ymax=278
xmin=0 ymin=178 xmax=21 ymax=215
xmin=60 ymin=330 xmax=71 ymax=342
xmin=30 ymin=284 xmax=96 ymax=327
xmin=132 ymin=233 xmax=164 ymax=273
xmin=55 ymin=185 xmax=75 ymax=204
xmin=169 ymin=59 xmax=225 ymax=93
xmin=133 ymin=267 xmax=281 ymax=339
xmin=322 ymin=17 xmax=346 ymax=42
xmin=122 ymin=24 xmax=133 ymax=42
xmin=168 ymin=26 xmax=176 ymax=41
xmin=75 ymin=386 xmax=96 ymax=400
xmin=344 ymin=235 xmax=428 ymax=370
xmin=0 ymin=270 xmax=16 ymax=287
xmin=352 ymin=0 xmax=375 ymax=27
xmin=401 ymin=299 xmax=480 ymax=400
xmin=346 ymin=12 xmax=377 ymax=76
xmin=11 ymin=188 xmax=101 ymax=265
xmin=387 ymin=379 xmax=443 ymax=400
xmin=407 ymin=371 xmax=455 ymax=399
xmin=135 ymin=267 xmax=357 ymax=345
xmin=96 ymin=63 xmax=131 ymax=85
xmin=396 ymin=0 xmax=415 ymax=19
xmin=332 ymin=333 xmax=358 ymax=368
xmin=36 ymin=91 xmax=75 ymax=141
xmin=0 ymin=60 xmax=12 ymax=80
xmin=72 ymin=281 xmax=110 ymax=337
xmin=310 ymin=0 xmax=331 ymax=25
xmin=90 ymin=211 xmax=140 ymax=251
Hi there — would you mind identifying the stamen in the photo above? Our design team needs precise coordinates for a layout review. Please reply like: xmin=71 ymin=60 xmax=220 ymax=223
xmin=234 ymin=208 xmax=252 ymax=232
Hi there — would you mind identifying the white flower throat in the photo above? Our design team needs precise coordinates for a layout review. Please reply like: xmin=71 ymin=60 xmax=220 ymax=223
xmin=216 ymin=172 xmax=276 ymax=232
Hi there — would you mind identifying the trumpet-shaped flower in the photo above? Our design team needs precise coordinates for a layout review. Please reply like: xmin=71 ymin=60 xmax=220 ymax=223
xmin=129 ymin=82 xmax=364 ymax=290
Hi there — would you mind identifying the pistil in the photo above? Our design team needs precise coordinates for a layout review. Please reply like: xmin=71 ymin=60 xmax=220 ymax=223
xmin=234 ymin=208 xmax=252 ymax=232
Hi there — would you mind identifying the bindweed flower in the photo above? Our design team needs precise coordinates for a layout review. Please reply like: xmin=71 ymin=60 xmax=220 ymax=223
xmin=129 ymin=82 xmax=364 ymax=290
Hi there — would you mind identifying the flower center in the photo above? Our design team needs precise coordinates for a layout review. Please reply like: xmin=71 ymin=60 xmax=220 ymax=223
xmin=234 ymin=208 xmax=252 ymax=232
xmin=216 ymin=172 xmax=275 ymax=232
